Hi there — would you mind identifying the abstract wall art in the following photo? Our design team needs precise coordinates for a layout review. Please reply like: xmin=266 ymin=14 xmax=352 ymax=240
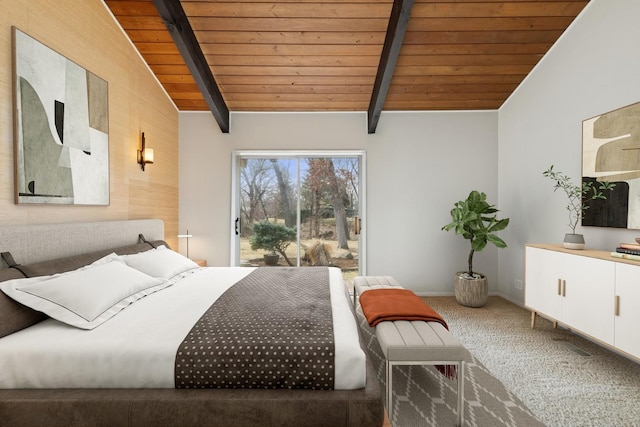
xmin=582 ymin=101 xmax=640 ymax=229
xmin=12 ymin=27 xmax=109 ymax=205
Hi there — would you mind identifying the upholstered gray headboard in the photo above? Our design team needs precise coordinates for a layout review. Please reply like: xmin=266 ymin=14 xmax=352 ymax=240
xmin=0 ymin=219 xmax=164 ymax=265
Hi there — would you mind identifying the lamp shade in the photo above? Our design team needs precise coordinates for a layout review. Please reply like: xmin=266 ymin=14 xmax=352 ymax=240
xmin=178 ymin=230 xmax=192 ymax=258
xmin=143 ymin=147 xmax=154 ymax=164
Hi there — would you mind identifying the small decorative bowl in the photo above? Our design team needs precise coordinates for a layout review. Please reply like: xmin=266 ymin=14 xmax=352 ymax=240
xmin=635 ymin=237 xmax=640 ymax=244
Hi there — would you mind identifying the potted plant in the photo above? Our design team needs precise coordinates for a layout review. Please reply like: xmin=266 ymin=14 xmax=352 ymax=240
xmin=250 ymin=221 xmax=296 ymax=266
xmin=442 ymin=190 xmax=509 ymax=307
xmin=542 ymin=165 xmax=615 ymax=249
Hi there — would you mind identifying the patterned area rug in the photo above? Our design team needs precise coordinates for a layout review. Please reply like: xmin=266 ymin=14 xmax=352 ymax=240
xmin=356 ymin=301 xmax=543 ymax=427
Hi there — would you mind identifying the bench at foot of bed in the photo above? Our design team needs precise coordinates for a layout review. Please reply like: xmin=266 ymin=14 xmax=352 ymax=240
xmin=354 ymin=275 xmax=470 ymax=427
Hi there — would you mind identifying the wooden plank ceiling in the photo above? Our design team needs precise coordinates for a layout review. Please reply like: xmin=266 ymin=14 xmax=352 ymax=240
xmin=105 ymin=0 xmax=589 ymax=117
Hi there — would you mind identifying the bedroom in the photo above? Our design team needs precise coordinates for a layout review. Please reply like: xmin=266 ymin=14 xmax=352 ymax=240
xmin=1 ymin=0 xmax=640 ymax=425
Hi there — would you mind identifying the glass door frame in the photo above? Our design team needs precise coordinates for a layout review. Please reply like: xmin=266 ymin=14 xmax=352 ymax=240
xmin=230 ymin=150 xmax=367 ymax=275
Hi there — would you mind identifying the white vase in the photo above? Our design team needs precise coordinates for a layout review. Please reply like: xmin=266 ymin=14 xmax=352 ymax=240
xmin=563 ymin=233 xmax=585 ymax=250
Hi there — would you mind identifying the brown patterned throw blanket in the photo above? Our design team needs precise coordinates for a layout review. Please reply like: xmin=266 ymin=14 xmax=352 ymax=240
xmin=175 ymin=267 xmax=335 ymax=390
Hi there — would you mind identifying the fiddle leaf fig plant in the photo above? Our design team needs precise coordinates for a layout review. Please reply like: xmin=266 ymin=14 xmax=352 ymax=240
xmin=442 ymin=190 xmax=509 ymax=278
xmin=542 ymin=165 xmax=615 ymax=234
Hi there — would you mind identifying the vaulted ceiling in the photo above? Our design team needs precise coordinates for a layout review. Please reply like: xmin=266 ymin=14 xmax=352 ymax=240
xmin=105 ymin=0 xmax=589 ymax=132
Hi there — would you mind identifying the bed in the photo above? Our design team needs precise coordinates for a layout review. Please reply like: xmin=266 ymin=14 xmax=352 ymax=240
xmin=0 ymin=219 xmax=383 ymax=427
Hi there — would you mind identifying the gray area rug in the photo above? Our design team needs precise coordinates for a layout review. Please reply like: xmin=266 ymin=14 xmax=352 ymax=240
xmin=357 ymin=296 xmax=640 ymax=426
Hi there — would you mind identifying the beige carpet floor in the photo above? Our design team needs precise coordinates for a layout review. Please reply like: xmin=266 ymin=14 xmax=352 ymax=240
xmin=357 ymin=296 xmax=640 ymax=427
xmin=427 ymin=296 xmax=640 ymax=427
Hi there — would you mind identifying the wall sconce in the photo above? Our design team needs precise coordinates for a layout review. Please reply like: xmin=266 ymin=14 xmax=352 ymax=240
xmin=137 ymin=132 xmax=154 ymax=171
xmin=178 ymin=229 xmax=193 ymax=258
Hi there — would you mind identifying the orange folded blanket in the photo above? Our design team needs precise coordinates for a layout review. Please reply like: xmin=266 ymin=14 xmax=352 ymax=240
xmin=359 ymin=288 xmax=449 ymax=329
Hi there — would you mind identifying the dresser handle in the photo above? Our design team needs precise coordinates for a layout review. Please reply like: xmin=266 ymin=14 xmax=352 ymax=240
xmin=561 ymin=280 xmax=566 ymax=297
xmin=615 ymin=295 xmax=620 ymax=316
xmin=557 ymin=279 xmax=562 ymax=295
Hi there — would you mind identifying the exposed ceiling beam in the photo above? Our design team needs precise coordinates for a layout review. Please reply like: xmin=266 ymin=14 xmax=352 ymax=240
xmin=152 ymin=0 xmax=230 ymax=133
xmin=367 ymin=0 xmax=415 ymax=134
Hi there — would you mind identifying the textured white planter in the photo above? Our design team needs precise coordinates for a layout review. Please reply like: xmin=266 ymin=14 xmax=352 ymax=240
xmin=454 ymin=272 xmax=488 ymax=308
xmin=563 ymin=233 xmax=585 ymax=250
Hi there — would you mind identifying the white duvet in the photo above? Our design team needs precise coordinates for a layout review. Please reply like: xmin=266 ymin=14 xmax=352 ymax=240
xmin=0 ymin=266 xmax=366 ymax=390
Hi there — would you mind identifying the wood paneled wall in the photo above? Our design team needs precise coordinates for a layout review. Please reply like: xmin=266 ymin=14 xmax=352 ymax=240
xmin=0 ymin=0 xmax=179 ymax=249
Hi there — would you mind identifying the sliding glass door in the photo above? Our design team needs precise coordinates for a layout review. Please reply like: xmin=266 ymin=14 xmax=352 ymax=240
xmin=231 ymin=151 xmax=365 ymax=281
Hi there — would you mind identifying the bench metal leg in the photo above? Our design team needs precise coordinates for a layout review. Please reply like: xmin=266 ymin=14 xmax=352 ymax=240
xmin=458 ymin=361 xmax=465 ymax=426
xmin=385 ymin=360 xmax=393 ymax=418
xmin=386 ymin=360 xmax=465 ymax=426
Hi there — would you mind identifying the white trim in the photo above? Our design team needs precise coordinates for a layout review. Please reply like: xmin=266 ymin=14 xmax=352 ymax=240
xmin=413 ymin=291 xmax=527 ymax=308
xmin=230 ymin=154 xmax=240 ymax=266
xmin=359 ymin=153 xmax=367 ymax=275
xmin=233 ymin=150 xmax=366 ymax=158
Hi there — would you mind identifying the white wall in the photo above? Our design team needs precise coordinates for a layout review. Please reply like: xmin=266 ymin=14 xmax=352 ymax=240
xmin=498 ymin=0 xmax=640 ymax=303
xmin=180 ymin=110 xmax=499 ymax=295
xmin=366 ymin=111 xmax=499 ymax=293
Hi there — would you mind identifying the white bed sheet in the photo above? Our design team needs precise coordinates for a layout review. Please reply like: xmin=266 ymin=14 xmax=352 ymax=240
xmin=0 ymin=266 xmax=366 ymax=390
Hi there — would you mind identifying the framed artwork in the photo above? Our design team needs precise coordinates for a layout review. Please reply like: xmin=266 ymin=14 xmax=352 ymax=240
xmin=582 ymin=101 xmax=640 ymax=229
xmin=12 ymin=27 xmax=109 ymax=205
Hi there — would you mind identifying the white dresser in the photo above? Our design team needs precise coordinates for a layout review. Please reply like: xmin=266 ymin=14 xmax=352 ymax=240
xmin=525 ymin=244 xmax=640 ymax=361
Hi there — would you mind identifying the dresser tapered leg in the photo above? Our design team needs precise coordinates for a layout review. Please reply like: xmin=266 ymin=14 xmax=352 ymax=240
xmin=530 ymin=311 xmax=536 ymax=328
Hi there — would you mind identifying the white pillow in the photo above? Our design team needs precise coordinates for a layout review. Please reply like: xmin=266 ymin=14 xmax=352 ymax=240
xmin=122 ymin=245 xmax=199 ymax=279
xmin=0 ymin=260 xmax=166 ymax=330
